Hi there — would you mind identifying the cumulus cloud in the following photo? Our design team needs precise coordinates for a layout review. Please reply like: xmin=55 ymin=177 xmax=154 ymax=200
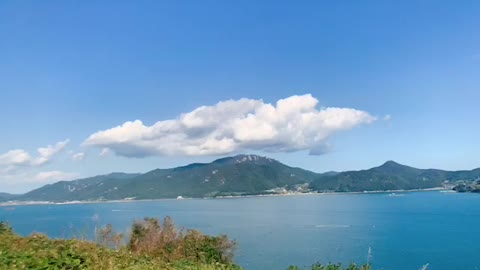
xmin=0 ymin=139 xmax=69 ymax=167
xmin=72 ymin=152 xmax=86 ymax=161
xmin=0 ymin=150 xmax=32 ymax=166
xmin=84 ymin=94 xmax=376 ymax=157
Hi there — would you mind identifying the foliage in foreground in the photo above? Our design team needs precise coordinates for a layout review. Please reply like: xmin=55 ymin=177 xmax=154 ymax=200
xmin=126 ymin=217 xmax=236 ymax=264
xmin=0 ymin=219 xmax=240 ymax=270
xmin=287 ymin=263 xmax=371 ymax=270
xmin=0 ymin=220 xmax=371 ymax=270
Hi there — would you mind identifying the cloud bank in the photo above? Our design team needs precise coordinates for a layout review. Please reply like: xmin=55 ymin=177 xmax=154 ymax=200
xmin=84 ymin=94 xmax=376 ymax=157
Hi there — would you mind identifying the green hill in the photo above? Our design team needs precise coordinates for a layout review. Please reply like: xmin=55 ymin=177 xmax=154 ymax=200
xmin=20 ymin=173 xmax=141 ymax=202
xmin=310 ymin=161 xmax=480 ymax=192
xmin=19 ymin=155 xmax=318 ymax=201
xmin=0 ymin=192 xmax=19 ymax=202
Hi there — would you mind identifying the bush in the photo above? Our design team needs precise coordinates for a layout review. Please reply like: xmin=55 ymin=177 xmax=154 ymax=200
xmin=96 ymin=224 xmax=124 ymax=249
xmin=127 ymin=217 xmax=236 ymax=264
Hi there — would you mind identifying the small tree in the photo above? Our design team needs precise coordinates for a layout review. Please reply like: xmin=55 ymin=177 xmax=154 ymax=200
xmin=96 ymin=224 xmax=125 ymax=249
xmin=127 ymin=216 xmax=237 ymax=264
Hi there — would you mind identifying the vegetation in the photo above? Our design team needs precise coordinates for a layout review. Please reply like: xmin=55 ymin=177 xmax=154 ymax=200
xmin=126 ymin=217 xmax=236 ymax=264
xmin=0 ymin=218 xmax=241 ymax=270
xmin=0 ymin=219 xmax=373 ymax=270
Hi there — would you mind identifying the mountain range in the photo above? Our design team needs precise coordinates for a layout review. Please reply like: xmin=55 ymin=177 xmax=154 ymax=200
xmin=2 ymin=154 xmax=480 ymax=202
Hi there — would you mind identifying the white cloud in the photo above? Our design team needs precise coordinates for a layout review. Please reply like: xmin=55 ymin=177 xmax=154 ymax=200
xmin=72 ymin=152 xmax=85 ymax=161
xmin=32 ymin=139 xmax=70 ymax=165
xmin=0 ymin=139 xmax=72 ymax=193
xmin=33 ymin=171 xmax=77 ymax=183
xmin=84 ymin=94 xmax=376 ymax=157
xmin=99 ymin=148 xmax=111 ymax=157
xmin=0 ymin=139 xmax=69 ymax=167
xmin=0 ymin=150 xmax=32 ymax=166
xmin=383 ymin=114 xmax=392 ymax=121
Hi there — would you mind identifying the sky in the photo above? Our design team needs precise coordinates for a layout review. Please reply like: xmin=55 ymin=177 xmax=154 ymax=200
xmin=1 ymin=1 xmax=479 ymax=193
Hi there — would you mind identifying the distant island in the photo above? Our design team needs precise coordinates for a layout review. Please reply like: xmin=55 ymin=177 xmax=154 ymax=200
xmin=2 ymin=154 xmax=480 ymax=203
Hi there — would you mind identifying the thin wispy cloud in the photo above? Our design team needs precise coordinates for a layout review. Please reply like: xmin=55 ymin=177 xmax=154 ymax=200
xmin=0 ymin=139 xmax=72 ymax=192
xmin=72 ymin=152 xmax=85 ymax=161
xmin=84 ymin=94 xmax=376 ymax=157
xmin=99 ymin=148 xmax=111 ymax=157
xmin=32 ymin=140 xmax=70 ymax=166
xmin=0 ymin=139 xmax=69 ymax=167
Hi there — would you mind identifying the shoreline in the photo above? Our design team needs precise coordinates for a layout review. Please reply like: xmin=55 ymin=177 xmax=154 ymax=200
xmin=0 ymin=187 xmax=449 ymax=207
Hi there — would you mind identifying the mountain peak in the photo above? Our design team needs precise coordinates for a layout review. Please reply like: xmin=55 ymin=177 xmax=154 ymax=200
xmin=374 ymin=160 xmax=419 ymax=174
xmin=212 ymin=154 xmax=276 ymax=165
xmin=234 ymin=154 xmax=274 ymax=164
xmin=382 ymin=160 xmax=402 ymax=167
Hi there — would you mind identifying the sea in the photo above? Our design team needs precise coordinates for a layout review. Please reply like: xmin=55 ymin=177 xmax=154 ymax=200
xmin=1 ymin=191 xmax=479 ymax=270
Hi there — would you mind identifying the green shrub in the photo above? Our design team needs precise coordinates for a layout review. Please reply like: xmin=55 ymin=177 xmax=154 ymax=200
xmin=127 ymin=217 xmax=236 ymax=264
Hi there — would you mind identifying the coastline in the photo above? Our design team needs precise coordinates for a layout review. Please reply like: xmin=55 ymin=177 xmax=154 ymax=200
xmin=0 ymin=187 xmax=448 ymax=207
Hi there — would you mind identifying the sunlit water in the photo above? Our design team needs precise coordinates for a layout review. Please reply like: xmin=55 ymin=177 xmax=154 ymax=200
xmin=1 ymin=191 xmax=479 ymax=270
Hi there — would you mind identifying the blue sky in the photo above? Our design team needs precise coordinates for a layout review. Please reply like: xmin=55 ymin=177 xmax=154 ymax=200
xmin=1 ymin=1 xmax=479 ymax=193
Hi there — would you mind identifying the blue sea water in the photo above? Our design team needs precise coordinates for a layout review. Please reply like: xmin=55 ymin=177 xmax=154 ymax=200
xmin=1 ymin=191 xmax=479 ymax=270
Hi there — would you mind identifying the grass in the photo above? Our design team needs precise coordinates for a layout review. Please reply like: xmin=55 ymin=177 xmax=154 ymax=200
xmin=0 ymin=220 xmax=371 ymax=270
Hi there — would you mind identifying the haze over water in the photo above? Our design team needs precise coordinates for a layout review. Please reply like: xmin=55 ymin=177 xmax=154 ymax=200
xmin=2 ymin=191 xmax=479 ymax=270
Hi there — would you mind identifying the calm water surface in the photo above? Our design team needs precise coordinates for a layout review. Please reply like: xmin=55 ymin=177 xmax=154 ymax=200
xmin=1 ymin=191 xmax=479 ymax=270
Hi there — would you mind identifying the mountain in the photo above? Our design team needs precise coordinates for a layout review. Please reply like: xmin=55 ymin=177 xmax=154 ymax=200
xmin=20 ymin=173 xmax=141 ymax=201
xmin=0 ymin=192 xmax=19 ymax=202
xmin=320 ymin=171 xmax=339 ymax=177
xmin=13 ymin=156 xmax=480 ymax=202
xmin=310 ymin=161 xmax=480 ymax=192
xmin=18 ymin=155 xmax=318 ymax=201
